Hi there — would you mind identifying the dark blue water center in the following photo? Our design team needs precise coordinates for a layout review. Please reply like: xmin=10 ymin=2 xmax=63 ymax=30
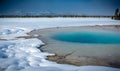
xmin=51 ymin=31 xmax=120 ymax=44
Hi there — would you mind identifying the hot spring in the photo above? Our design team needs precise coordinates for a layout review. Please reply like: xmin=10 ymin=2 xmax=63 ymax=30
xmin=29 ymin=26 xmax=120 ymax=66
xmin=51 ymin=31 xmax=120 ymax=44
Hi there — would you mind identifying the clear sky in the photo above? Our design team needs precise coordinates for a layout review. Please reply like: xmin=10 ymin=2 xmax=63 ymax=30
xmin=0 ymin=0 xmax=120 ymax=16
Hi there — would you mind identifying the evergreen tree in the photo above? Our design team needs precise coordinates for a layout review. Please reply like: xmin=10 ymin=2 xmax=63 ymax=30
xmin=115 ymin=8 xmax=119 ymax=16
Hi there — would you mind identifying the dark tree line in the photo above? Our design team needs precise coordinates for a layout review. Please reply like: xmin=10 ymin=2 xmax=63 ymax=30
xmin=113 ymin=8 xmax=120 ymax=20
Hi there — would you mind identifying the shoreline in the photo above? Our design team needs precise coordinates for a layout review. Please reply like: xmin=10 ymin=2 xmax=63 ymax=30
xmin=46 ymin=54 xmax=120 ymax=68
xmin=24 ymin=25 xmax=120 ymax=68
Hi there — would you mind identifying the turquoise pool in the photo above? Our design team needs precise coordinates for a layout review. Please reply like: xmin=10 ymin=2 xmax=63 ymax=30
xmin=51 ymin=31 xmax=120 ymax=44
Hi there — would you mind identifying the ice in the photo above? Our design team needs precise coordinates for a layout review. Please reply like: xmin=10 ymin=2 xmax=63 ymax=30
xmin=0 ymin=18 xmax=120 ymax=71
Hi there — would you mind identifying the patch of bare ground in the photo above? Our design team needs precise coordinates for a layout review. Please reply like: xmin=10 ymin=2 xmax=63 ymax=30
xmin=47 ymin=54 xmax=120 ymax=68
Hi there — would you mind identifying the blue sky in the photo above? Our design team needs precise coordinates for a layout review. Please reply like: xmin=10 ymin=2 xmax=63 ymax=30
xmin=0 ymin=0 xmax=120 ymax=16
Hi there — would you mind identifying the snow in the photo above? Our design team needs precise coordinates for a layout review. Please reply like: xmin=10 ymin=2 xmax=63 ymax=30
xmin=0 ymin=18 xmax=120 ymax=71
xmin=0 ymin=38 xmax=119 ymax=71
xmin=0 ymin=18 xmax=120 ymax=29
xmin=0 ymin=27 xmax=29 ymax=39
xmin=0 ymin=18 xmax=120 ymax=39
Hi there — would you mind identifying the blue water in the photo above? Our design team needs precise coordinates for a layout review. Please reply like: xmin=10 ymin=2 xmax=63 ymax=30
xmin=51 ymin=31 xmax=120 ymax=44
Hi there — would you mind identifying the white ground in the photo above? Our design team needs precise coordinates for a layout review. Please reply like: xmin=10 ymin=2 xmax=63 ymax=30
xmin=0 ymin=18 xmax=120 ymax=71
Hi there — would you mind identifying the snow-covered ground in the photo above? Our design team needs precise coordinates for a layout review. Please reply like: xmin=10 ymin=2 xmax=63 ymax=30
xmin=0 ymin=18 xmax=120 ymax=71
